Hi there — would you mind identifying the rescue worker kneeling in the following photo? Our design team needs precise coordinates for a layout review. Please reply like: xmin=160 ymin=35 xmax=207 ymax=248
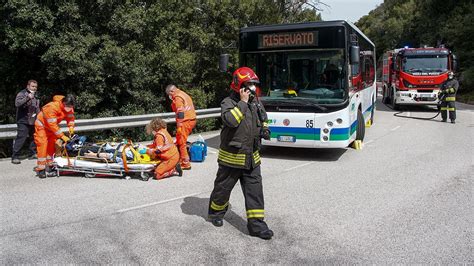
xmin=142 ymin=118 xmax=182 ymax=180
xmin=208 ymin=67 xmax=273 ymax=240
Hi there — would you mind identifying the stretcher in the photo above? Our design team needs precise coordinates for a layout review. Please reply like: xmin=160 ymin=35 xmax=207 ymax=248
xmin=53 ymin=139 xmax=160 ymax=181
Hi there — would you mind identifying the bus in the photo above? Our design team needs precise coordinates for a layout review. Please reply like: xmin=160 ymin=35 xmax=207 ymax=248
xmin=238 ymin=21 xmax=376 ymax=148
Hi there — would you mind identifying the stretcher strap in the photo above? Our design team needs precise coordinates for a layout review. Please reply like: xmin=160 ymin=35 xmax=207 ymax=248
xmin=61 ymin=141 xmax=72 ymax=167
xmin=113 ymin=143 xmax=124 ymax=163
xmin=122 ymin=142 xmax=131 ymax=173
xmin=97 ymin=143 xmax=108 ymax=158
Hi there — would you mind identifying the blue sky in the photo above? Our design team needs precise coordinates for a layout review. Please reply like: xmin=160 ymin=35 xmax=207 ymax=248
xmin=319 ymin=0 xmax=383 ymax=23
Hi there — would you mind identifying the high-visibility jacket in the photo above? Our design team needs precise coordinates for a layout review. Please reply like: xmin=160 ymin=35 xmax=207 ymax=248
xmin=35 ymin=95 xmax=75 ymax=138
xmin=440 ymin=79 xmax=459 ymax=102
xmin=218 ymin=92 xmax=267 ymax=170
xmin=171 ymin=89 xmax=196 ymax=126
xmin=147 ymin=128 xmax=179 ymax=161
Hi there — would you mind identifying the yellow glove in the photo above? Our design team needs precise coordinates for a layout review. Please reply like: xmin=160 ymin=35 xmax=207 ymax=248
xmin=61 ymin=135 xmax=70 ymax=143
xmin=68 ymin=127 xmax=74 ymax=136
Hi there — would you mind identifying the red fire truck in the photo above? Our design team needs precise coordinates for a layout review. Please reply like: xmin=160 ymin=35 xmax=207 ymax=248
xmin=381 ymin=47 xmax=457 ymax=109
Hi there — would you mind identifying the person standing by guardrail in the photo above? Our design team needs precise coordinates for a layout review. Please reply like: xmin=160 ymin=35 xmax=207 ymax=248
xmin=165 ymin=84 xmax=196 ymax=170
xmin=11 ymin=80 xmax=40 ymax=164
xmin=208 ymin=67 xmax=273 ymax=240
xmin=33 ymin=94 xmax=76 ymax=178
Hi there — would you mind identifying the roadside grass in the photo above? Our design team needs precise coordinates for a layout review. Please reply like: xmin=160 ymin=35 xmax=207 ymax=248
xmin=457 ymin=90 xmax=474 ymax=105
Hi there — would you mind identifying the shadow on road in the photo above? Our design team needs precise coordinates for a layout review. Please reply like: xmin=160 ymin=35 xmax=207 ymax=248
xmin=261 ymin=146 xmax=346 ymax=162
xmin=206 ymin=134 xmax=346 ymax=162
xmin=205 ymin=135 xmax=220 ymax=150
xmin=180 ymin=196 xmax=249 ymax=235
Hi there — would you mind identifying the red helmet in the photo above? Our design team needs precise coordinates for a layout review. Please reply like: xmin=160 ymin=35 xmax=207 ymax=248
xmin=230 ymin=67 xmax=260 ymax=92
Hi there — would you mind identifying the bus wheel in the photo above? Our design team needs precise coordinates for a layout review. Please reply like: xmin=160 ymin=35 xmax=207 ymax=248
xmin=356 ymin=109 xmax=365 ymax=141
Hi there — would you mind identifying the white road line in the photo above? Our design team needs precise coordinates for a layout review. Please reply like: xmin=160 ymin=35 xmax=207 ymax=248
xmin=116 ymin=191 xmax=206 ymax=213
xmin=364 ymin=140 xmax=374 ymax=145
xmin=284 ymin=162 xmax=313 ymax=172
xmin=207 ymin=147 xmax=218 ymax=154
xmin=391 ymin=125 xmax=401 ymax=131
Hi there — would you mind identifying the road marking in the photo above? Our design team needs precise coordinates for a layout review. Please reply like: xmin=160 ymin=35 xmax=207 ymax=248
xmin=116 ymin=191 xmax=206 ymax=213
xmin=391 ymin=126 xmax=401 ymax=131
xmin=284 ymin=162 xmax=313 ymax=172
xmin=207 ymin=147 xmax=218 ymax=154
xmin=364 ymin=140 xmax=373 ymax=145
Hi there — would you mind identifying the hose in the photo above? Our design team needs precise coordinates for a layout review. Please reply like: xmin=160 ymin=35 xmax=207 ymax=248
xmin=393 ymin=110 xmax=441 ymax=120
xmin=390 ymin=94 xmax=444 ymax=120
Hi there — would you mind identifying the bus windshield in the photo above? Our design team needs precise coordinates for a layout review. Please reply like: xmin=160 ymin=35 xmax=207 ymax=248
xmin=243 ymin=49 xmax=346 ymax=104
xmin=402 ymin=55 xmax=448 ymax=74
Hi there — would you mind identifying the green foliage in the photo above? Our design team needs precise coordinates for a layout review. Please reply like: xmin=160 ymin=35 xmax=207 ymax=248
xmin=356 ymin=0 xmax=474 ymax=94
xmin=0 ymin=0 xmax=322 ymax=156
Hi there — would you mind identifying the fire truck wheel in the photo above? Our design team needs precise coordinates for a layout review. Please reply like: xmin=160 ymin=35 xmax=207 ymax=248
xmin=356 ymin=109 xmax=365 ymax=141
xmin=390 ymin=89 xmax=400 ymax=110
xmin=382 ymin=87 xmax=390 ymax=104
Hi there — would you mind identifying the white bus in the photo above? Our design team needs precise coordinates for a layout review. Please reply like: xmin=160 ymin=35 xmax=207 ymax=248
xmin=239 ymin=21 xmax=376 ymax=148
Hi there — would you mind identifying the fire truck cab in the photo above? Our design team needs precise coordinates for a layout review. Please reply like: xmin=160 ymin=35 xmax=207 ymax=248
xmin=381 ymin=47 xmax=456 ymax=110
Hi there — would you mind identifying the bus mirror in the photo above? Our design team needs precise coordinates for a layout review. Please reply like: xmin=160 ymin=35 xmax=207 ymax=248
xmin=452 ymin=54 xmax=458 ymax=72
xmin=350 ymin=46 xmax=360 ymax=64
xmin=219 ymin=54 xmax=230 ymax=72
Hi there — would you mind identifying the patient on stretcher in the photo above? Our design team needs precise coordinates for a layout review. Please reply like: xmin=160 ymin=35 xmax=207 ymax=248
xmin=59 ymin=136 xmax=153 ymax=165
xmin=80 ymin=143 xmax=135 ymax=164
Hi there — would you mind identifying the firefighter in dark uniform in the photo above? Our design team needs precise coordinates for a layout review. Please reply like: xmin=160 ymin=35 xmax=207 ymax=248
xmin=439 ymin=71 xmax=459 ymax=123
xmin=208 ymin=67 xmax=273 ymax=240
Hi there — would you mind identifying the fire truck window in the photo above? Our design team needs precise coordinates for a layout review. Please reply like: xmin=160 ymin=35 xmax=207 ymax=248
xmin=361 ymin=55 xmax=374 ymax=87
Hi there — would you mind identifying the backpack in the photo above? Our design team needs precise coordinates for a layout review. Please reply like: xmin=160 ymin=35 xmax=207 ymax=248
xmin=189 ymin=141 xmax=207 ymax=162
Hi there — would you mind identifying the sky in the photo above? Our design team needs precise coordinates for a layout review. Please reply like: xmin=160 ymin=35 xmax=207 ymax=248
xmin=319 ymin=0 xmax=383 ymax=23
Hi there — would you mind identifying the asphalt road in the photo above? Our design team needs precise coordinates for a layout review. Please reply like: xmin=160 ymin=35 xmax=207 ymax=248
xmin=1 ymin=99 xmax=473 ymax=264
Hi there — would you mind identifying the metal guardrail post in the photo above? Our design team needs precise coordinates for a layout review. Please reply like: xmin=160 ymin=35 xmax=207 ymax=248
xmin=0 ymin=108 xmax=221 ymax=139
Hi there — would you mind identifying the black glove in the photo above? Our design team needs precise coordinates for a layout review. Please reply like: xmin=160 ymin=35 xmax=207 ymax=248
xmin=261 ymin=128 xmax=271 ymax=140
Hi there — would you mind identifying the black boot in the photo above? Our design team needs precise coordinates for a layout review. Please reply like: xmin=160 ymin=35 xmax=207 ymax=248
xmin=211 ymin=217 xmax=223 ymax=227
xmin=451 ymin=120 xmax=455 ymax=124
xmin=249 ymin=229 xmax=274 ymax=240
xmin=176 ymin=163 xmax=183 ymax=177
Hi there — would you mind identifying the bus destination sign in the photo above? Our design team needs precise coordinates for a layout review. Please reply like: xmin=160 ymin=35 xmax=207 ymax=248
xmin=258 ymin=31 xmax=318 ymax=49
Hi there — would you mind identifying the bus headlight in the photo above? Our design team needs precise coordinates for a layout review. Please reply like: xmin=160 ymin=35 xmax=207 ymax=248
xmin=323 ymin=128 xmax=329 ymax=134
xmin=327 ymin=121 xmax=333 ymax=127
xmin=336 ymin=118 xmax=343 ymax=124
xmin=323 ymin=136 xmax=329 ymax=141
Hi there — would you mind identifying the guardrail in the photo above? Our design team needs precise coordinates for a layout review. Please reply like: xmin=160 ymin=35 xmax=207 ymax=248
xmin=0 ymin=108 xmax=221 ymax=140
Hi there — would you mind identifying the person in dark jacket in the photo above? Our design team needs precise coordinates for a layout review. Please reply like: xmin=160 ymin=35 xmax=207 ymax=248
xmin=439 ymin=71 xmax=459 ymax=123
xmin=11 ymin=80 xmax=40 ymax=164
xmin=208 ymin=67 xmax=273 ymax=240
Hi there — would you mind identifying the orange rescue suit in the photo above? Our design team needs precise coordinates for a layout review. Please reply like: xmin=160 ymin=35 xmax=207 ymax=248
xmin=147 ymin=128 xmax=180 ymax=179
xmin=171 ymin=89 xmax=196 ymax=166
xmin=34 ymin=95 xmax=75 ymax=170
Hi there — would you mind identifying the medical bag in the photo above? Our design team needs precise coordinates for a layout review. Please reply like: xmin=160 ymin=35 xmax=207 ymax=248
xmin=189 ymin=141 xmax=207 ymax=162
